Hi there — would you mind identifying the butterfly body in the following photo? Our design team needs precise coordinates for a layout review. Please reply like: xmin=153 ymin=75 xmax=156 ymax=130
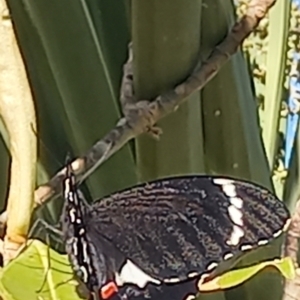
xmin=61 ymin=164 xmax=290 ymax=299
xmin=62 ymin=165 xmax=158 ymax=299
xmin=62 ymin=168 xmax=112 ymax=298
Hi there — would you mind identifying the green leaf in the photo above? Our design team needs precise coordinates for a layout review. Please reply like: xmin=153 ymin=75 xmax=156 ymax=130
xmin=201 ymin=0 xmax=271 ymax=187
xmin=7 ymin=0 xmax=137 ymax=201
xmin=132 ymin=0 xmax=206 ymax=181
xmin=261 ymin=0 xmax=291 ymax=173
xmin=199 ymin=257 xmax=295 ymax=292
xmin=0 ymin=240 xmax=81 ymax=300
xmin=5 ymin=240 xmax=294 ymax=300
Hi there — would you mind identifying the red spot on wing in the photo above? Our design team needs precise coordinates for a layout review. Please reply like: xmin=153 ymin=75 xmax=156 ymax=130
xmin=100 ymin=281 xmax=119 ymax=299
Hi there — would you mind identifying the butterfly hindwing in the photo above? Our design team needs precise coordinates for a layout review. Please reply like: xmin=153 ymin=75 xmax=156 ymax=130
xmin=88 ymin=176 xmax=290 ymax=283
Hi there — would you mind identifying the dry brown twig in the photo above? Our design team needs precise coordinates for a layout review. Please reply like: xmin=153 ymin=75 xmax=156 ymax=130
xmin=0 ymin=0 xmax=277 ymax=235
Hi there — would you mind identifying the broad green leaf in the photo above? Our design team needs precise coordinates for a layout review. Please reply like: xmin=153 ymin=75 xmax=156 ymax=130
xmin=132 ymin=0 xmax=205 ymax=182
xmin=1 ymin=240 xmax=294 ymax=300
xmin=0 ymin=240 xmax=80 ymax=300
xmin=201 ymin=0 xmax=271 ymax=187
xmin=262 ymin=0 xmax=291 ymax=200
xmin=262 ymin=0 xmax=291 ymax=173
xmin=7 ymin=0 xmax=136 ymax=202
xmin=199 ymin=257 xmax=295 ymax=292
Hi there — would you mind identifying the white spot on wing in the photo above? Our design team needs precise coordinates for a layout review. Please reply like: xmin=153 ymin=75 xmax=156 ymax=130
xmin=213 ymin=178 xmax=234 ymax=186
xmin=68 ymin=191 xmax=74 ymax=202
xmin=226 ymin=225 xmax=244 ymax=246
xmin=64 ymin=178 xmax=71 ymax=198
xmin=69 ymin=208 xmax=76 ymax=222
xmin=223 ymin=253 xmax=234 ymax=260
xmin=207 ymin=262 xmax=218 ymax=271
xmin=187 ymin=272 xmax=199 ymax=278
xmin=80 ymin=266 xmax=88 ymax=283
xmin=258 ymin=239 xmax=269 ymax=246
xmin=230 ymin=197 xmax=243 ymax=209
xmin=240 ymin=244 xmax=253 ymax=251
xmin=185 ymin=295 xmax=196 ymax=300
xmin=117 ymin=259 xmax=161 ymax=288
xmin=82 ymin=240 xmax=89 ymax=263
xmin=273 ymin=230 xmax=282 ymax=238
xmin=222 ymin=184 xmax=237 ymax=197
xmin=164 ymin=277 xmax=181 ymax=283
xmin=228 ymin=205 xmax=243 ymax=226
xmin=214 ymin=178 xmax=245 ymax=247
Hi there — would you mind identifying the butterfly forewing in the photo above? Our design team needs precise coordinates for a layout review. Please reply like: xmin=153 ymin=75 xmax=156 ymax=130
xmin=89 ymin=176 xmax=290 ymax=283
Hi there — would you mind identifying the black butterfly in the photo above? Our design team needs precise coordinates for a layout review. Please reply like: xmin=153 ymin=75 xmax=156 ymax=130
xmin=61 ymin=162 xmax=290 ymax=300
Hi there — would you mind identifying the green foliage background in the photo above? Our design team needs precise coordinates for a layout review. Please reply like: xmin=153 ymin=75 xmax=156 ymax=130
xmin=0 ymin=0 xmax=298 ymax=299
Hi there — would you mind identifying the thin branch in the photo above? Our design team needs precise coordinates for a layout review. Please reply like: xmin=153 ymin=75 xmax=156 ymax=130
xmin=119 ymin=42 xmax=163 ymax=140
xmin=120 ymin=41 xmax=135 ymax=111
xmin=0 ymin=0 xmax=277 ymax=229
xmin=282 ymin=199 xmax=300 ymax=300
xmin=283 ymin=202 xmax=300 ymax=261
